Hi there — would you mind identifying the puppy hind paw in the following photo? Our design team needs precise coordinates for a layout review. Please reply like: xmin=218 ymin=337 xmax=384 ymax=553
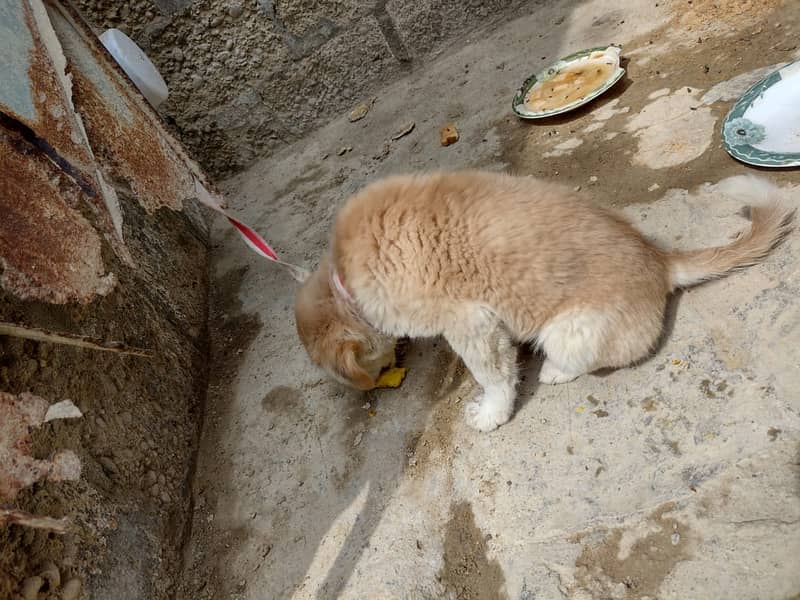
xmin=538 ymin=359 xmax=581 ymax=385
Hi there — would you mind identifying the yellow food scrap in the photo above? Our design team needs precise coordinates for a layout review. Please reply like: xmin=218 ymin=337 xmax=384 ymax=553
xmin=671 ymin=359 xmax=682 ymax=366
xmin=577 ymin=405 xmax=585 ymax=413
xmin=375 ymin=367 xmax=408 ymax=389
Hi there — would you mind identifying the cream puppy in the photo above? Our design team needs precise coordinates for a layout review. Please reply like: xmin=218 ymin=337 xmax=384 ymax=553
xmin=295 ymin=170 xmax=793 ymax=431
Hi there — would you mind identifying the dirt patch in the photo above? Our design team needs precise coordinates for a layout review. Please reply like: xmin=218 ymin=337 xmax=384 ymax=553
xmin=496 ymin=2 xmax=798 ymax=209
xmin=677 ymin=0 xmax=783 ymax=34
xmin=0 ymin=191 xmax=208 ymax=598
xmin=438 ymin=501 xmax=507 ymax=600
xmin=175 ymin=262 xmax=262 ymax=599
xmin=405 ymin=341 xmax=471 ymax=477
xmin=572 ymin=502 xmax=693 ymax=598
xmin=261 ymin=385 xmax=302 ymax=416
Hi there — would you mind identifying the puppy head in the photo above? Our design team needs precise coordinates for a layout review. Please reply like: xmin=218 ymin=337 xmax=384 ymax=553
xmin=295 ymin=259 xmax=395 ymax=390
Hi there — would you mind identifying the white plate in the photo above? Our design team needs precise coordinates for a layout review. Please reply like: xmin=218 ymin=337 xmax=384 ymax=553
xmin=722 ymin=61 xmax=800 ymax=168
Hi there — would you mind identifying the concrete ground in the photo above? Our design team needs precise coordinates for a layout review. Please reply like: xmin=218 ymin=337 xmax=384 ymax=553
xmin=180 ymin=1 xmax=800 ymax=598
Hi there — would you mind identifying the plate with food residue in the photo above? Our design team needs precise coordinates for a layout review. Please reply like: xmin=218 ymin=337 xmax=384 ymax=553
xmin=512 ymin=46 xmax=625 ymax=119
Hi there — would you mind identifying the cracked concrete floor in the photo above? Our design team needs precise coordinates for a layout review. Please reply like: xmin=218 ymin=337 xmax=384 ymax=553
xmin=180 ymin=0 xmax=800 ymax=598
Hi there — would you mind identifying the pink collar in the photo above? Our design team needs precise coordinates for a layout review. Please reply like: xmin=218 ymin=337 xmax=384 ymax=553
xmin=331 ymin=268 xmax=375 ymax=328
xmin=331 ymin=268 xmax=356 ymax=304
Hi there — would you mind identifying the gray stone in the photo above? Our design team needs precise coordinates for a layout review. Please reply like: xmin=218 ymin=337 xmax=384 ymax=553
xmin=227 ymin=2 xmax=243 ymax=19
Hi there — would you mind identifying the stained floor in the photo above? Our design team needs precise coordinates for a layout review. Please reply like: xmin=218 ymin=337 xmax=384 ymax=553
xmin=179 ymin=1 xmax=800 ymax=598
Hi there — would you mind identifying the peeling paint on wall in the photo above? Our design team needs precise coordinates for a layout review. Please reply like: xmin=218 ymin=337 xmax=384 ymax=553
xmin=0 ymin=130 xmax=116 ymax=304
xmin=46 ymin=0 xmax=217 ymax=215
xmin=0 ymin=391 xmax=82 ymax=505
xmin=0 ymin=0 xmax=223 ymax=304
xmin=0 ymin=0 xmax=128 ymax=267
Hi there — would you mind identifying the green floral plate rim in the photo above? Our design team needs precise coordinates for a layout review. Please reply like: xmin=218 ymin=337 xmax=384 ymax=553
xmin=511 ymin=45 xmax=625 ymax=120
xmin=722 ymin=61 xmax=800 ymax=168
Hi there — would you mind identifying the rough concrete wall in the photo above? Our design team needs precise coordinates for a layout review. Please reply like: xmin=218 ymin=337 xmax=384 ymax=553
xmin=0 ymin=2 xmax=211 ymax=598
xmin=74 ymin=0 xmax=531 ymax=176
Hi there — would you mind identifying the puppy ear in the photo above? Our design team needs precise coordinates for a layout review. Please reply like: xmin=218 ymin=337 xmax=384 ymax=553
xmin=337 ymin=341 xmax=375 ymax=391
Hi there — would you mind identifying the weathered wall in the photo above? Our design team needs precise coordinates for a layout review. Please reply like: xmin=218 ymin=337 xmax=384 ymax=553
xmin=0 ymin=2 xmax=213 ymax=598
xmin=74 ymin=0 xmax=531 ymax=176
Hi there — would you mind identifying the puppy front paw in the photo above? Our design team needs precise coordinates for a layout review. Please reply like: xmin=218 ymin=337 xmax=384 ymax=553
xmin=465 ymin=389 xmax=513 ymax=432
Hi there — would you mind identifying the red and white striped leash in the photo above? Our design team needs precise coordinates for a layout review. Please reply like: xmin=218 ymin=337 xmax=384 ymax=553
xmin=194 ymin=179 xmax=309 ymax=283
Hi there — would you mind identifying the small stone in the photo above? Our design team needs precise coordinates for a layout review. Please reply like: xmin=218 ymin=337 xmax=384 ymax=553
xmin=99 ymin=456 xmax=118 ymax=477
xmin=210 ymin=15 xmax=224 ymax=27
xmin=440 ymin=123 xmax=459 ymax=146
xmin=372 ymin=142 xmax=391 ymax=161
xmin=348 ymin=102 xmax=370 ymax=122
xmin=228 ymin=3 xmax=243 ymax=18
xmin=172 ymin=48 xmax=184 ymax=62
xmin=671 ymin=532 xmax=681 ymax=545
xmin=337 ymin=146 xmax=352 ymax=156
xmin=22 ymin=576 xmax=43 ymax=600
xmin=391 ymin=122 xmax=415 ymax=140
xmin=61 ymin=578 xmax=82 ymax=600
xmin=353 ymin=432 xmax=363 ymax=447
xmin=573 ymin=185 xmax=581 ymax=192
xmin=146 ymin=470 xmax=158 ymax=485
xmin=589 ymin=175 xmax=598 ymax=183
xmin=160 ymin=490 xmax=171 ymax=504
xmin=225 ymin=38 xmax=234 ymax=51
xmin=40 ymin=561 xmax=61 ymax=590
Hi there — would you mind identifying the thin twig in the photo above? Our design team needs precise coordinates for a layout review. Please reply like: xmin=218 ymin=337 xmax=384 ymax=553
xmin=0 ymin=322 xmax=151 ymax=357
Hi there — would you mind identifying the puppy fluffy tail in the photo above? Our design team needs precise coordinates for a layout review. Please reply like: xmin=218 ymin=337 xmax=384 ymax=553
xmin=667 ymin=179 xmax=795 ymax=289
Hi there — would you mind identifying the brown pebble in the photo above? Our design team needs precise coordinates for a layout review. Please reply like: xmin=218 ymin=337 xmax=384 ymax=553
xmin=40 ymin=561 xmax=61 ymax=589
xmin=440 ymin=123 xmax=459 ymax=146
xmin=21 ymin=576 xmax=43 ymax=600
xmin=99 ymin=457 xmax=118 ymax=477
xmin=62 ymin=578 xmax=82 ymax=600
xmin=348 ymin=102 xmax=370 ymax=122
